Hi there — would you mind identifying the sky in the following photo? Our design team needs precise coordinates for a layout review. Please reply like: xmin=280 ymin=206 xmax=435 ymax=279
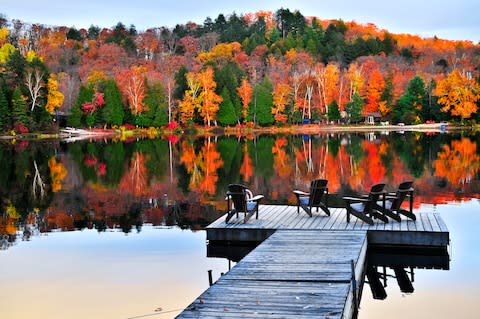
xmin=1 ymin=0 xmax=479 ymax=42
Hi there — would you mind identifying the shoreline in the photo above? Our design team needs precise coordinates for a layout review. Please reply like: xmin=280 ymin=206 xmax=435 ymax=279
xmin=0 ymin=123 xmax=476 ymax=141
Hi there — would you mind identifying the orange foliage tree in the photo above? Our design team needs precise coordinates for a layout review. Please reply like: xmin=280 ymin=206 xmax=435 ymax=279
xmin=198 ymin=67 xmax=222 ymax=126
xmin=434 ymin=69 xmax=480 ymax=119
xmin=272 ymin=83 xmax=291 ymax=123
xmin=179 ymin=71 xmax=201 ymax=125
xmin=237 ymin=78 xmax=252 ymax=121
xmin=364 ymin=69 xmax=385 ymax=115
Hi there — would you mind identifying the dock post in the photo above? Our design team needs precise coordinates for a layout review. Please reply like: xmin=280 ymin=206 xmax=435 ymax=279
xmin=208 ymin=270 xmax=213 ymax=286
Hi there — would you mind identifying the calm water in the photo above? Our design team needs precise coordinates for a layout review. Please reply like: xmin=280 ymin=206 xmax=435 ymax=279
xmin=0 ymin=131 xmax=479 ymax=318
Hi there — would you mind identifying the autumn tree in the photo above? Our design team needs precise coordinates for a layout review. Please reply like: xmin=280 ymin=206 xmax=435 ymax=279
xmin=435 ymin=69 xmax=480 ymax=120
xmin=364 ymin=69 xmax=385 ymax=115
xmin=198 ymin=67 xmax=222 ymax=126
xmin=272 ymin=83 xmax=290 ymax=123
xmin=179 ymin=71 xmax=201 ymax=125
xmin=237 ymin=78 xmax=252 ymax=122
xmin=45 ymin=74 xmax=65 ymax=114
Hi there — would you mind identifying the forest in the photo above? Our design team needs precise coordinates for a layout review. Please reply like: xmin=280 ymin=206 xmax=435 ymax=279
xmin=0 ymin=8 xmax=479 ymax=133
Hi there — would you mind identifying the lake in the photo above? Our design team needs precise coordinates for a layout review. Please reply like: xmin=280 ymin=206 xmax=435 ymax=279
xmin=0 ymin=130 xmax=479 ymax=318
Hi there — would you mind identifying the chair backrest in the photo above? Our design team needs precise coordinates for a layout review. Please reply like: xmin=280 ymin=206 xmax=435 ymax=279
xmin=391 ymin=181 xmax=414 ymax=210
xmin=365 ymin=183 xmax=386 ymax=212
xmin=309 ymin=179 xmax=328 ymax=206
xmin=227 ymin=184 xmax=248 ymax=212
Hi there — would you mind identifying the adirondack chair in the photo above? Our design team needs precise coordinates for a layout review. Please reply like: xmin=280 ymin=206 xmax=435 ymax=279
xmin=375 ymin=181 xmax=416 ymax=221
xmin=225 ymin=184 xmax=264 ymax=223
xmin=343 ymin=183 xmax=389 ymax=225
xmin=293 ymin=179 xmax=330 ymax=217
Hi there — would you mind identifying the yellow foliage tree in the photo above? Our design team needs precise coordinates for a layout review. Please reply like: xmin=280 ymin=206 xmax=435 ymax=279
xmin=434 ymin=69 xmax=480 ymax=119
xmin=45 ymin=75 xmax=65 ymax=114
xmin=179 ymin=72 xmax=202 ymax=125
xmin=0 ymin=43 xmax=16 ymax=64
xmin=26 ymin=50 xmax=40 ymax=62
xmin=0 ymin=28 xmax=9 ymax=45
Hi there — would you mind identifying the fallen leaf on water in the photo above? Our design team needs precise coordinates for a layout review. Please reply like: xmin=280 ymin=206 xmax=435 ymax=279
xmin=154 ymin=307 xmax=163 ymax=312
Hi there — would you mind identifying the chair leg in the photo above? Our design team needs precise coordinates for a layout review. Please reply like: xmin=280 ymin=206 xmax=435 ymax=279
xmin=320 ymin=204 xmax=330 ymax=216
xmin=398 ymin=209 xmax=416 ymax=221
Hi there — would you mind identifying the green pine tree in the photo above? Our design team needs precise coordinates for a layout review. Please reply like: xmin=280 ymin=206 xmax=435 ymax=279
xmin=346 ymin=93 xmax=363 ymax=123
xmin=252 ymin=78 xmax=274 ymax=126
xmin=393 ymin=76 xmax=427 ymax=124
xmin=217 ymin=87 xmax=237 ymax=126
xmin=101 ymin=79 xmax=124 ymax=126
xmin=136 ymin=82 xmax=167 ymax=127
xmin=11 ymin=87 xmax=29 ymax=129
xmin=0 ymin=86 xmax=11 ymax=131
xmin=68 ymin=84 xmax=94 ymax=127
xmin=327 ymin=100 xmax=341 ymax=122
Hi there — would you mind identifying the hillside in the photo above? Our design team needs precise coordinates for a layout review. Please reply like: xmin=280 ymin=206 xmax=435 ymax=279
xmin=0 ymin=9 xmax=479 ymax=132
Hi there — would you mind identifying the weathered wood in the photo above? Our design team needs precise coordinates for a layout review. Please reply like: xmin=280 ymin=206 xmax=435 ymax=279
xmin=178 ymin=230 xmax=367 ymax=319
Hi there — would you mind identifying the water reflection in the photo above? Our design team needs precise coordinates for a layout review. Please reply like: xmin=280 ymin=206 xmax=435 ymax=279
xmin=1 ymin=131 xmax=479 ymax=249
xmin=365 ymin=245 xmax=450 ymax=300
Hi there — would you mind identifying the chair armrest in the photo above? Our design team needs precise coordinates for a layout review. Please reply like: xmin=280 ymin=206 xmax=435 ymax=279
xmin=293 ymin=190 xmax=309 ymax=196
xmin=250 ymin=195 xmax=264 ymax=202
xmin=343 ymin=196 xmax=371 ymax=203
xmin=384 ymin=194 xmax=399 ymax=200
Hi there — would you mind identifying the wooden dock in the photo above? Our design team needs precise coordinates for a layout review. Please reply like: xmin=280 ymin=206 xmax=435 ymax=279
xmin=178 ymin=230 xmax=367 ymax=319
xmin=177 ymin=205 xmax=449 ymax=318
xmin=206 ymin=205 xmax=449 ymax=247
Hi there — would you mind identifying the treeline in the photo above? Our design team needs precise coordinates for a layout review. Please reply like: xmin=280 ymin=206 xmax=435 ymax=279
xmin=0 ymin=9 xmax=479 ymax=133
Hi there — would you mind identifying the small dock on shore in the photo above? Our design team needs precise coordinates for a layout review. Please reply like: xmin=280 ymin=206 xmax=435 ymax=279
xmin=177 ymin=205 xmax=449 ymax=319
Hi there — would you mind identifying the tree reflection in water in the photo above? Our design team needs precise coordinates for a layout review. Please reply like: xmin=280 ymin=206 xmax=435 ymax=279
xmin=0 ymin=131 xmax=479 ymax=247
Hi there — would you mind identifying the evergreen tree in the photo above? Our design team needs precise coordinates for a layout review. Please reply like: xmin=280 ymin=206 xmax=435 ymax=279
xmin=0 ymin=86 xmax=11 ymax=131
xmin=174 ymin=66 xmax=188 ymax=100
xmin=393 ymin=76 xmax=427 ymax=124
xmin=327 ymin=100 xmax=341 ymax=122
xmin=11 ymin=87 xmax=29 ymax=129
xmin=102 ymin=79 xmax=124 ymax=126
xmin=346 ymin=93 xmax=363 ymax=123
xmin=252 ymin=78 xmax=274 ymax=126
xmin=136 ymin=82 xmax=167 ymax=127
xmin=68 ymin=84 xmax=94 ymax=127
xmin=217 ymin=87 xmax=237 ymax=126
xmin=215 ymin=62 xmax=244 ymax=118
